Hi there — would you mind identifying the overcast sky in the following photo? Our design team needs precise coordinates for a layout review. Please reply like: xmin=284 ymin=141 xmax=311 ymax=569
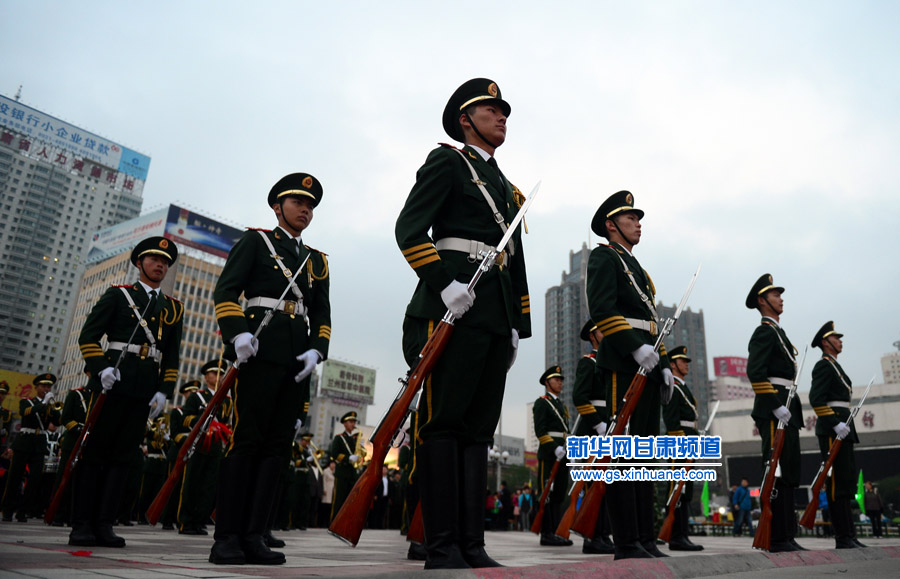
xmin=3 ymin=1 xmax=899 ymax=439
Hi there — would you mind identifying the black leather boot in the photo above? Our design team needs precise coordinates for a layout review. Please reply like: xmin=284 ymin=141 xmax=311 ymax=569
xmin=582 ymin=504 xmax=615 ymax=555
xmin=419 ymin=439 xmax=469 ymax=569
xmin=459 ymin=444 xmax=503 ymax=567
xmin=263 ymin=468 xmax=286 ymax=548
xmin=68 ymin=464 xmax=99 ymax=546
xmin=669 ymin=501 xmax=703 ymax=551
xmin=636 ymin=481 xmax=667 ymax=557
xmin=240 ymin=456 xmax=286 ymax=565
xmin=540 ymin=503 xmax=573 ymax=546
xmin=607 ymin=481 xmax=653 ymax=560
xmin=94 ymin=466 xmax=127 ymax=548
xmin=209 ymin=455 xmax=251 ymax=565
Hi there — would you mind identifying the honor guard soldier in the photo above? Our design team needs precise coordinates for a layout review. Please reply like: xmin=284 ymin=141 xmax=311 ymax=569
xmin=395 ymin=78 xmax=531 ymax=570
xmin=52 ymin=370 xmax=90 ymax=525
xmin=0 ymin=381 xmax=11 ymax=451
xmin=810 ymin=322 xmax=865 ymax=549
xmin=1 ymin=373 xmax=56 ymax=521
xmin=586 ymin=191 xmax=673 ymax=559
xmin=662 ymin=346 xmax=704 ymax=551
xmin=178 ymin=359 xmax=232 ymax=536
xmin=533 ymin=366 xmax=573 ymax=547
xmin=73 ymin=236 xmax=183 ymax=547
xmin=138 ymin=414 xmax=169 ymax=526
xmin=160 ymin=380 xmax=199 ymax=530
xmin=572 ymin=320 xmax=614 ymax=554
xmin=211 ymin=173 xmax=331 ymax=565
xmin=329 ymin=411 xmax=361 ymax=521
xmin=291 ymin=432 xmax=316 ymax=530
xmin=746 ymin=274 xmax=804 ymax=552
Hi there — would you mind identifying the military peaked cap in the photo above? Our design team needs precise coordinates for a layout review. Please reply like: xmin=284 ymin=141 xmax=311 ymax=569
xmin=180 ymin=379 xmax=201 ymax=394
xmin=669 ymin=345 xmax=691 ymax=362
xmin=0 ymin=380 xmax=9 ymax=394
xmin=580 ymin=319 xmax=595 ymax=342
xmin=812 ymin=321 xmax=843 ymax=348
xmin=201 ymin=359 xmax=228 ymax=375
xmin=442 ymin=78 xmax=511 ymax=143
xmin=539 ymin=365 xmax=564 ymax=386
xmin=268 ymin=173 xmax=323 ymax=208
xmin=33 ymin=373 xmax=57 ymax=386
xmin=591 ymin=190 xmax=645 ymax=237
xmin=131 ymin=236 xmax=178 ymax=266
xmin=745 ymin=273 xmax=784 ymax=309
xmin=340 ymin=411 xmax=358 ymax=423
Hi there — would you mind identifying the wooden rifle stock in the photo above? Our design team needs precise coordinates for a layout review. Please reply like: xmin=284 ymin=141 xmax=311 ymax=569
xmin=407 ymin=502 xmax=424 ymax=544
xmin=146 ymin=365 xmax=237 ymax=525
xmin=568 ymin=372 xmax=648 ymax=539
xmin=530 ymin=459 xmax=561 ymax=534
xmin=329 ymin=321 xmax=454 ymax=546
xmin=799 ymin=438 xmax=843 ymax=529
xmin=44 ymin=391 xmax=107 ymax=524
xmin=658 ymin=461 xmax=693 ymax=542
xmin=752 ymin=425 xmax=787 ymax=551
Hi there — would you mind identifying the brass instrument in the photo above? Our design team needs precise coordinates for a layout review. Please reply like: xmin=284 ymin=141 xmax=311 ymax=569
xmin=307 ymin=440 xmax=326 ymax=477
xmin=353 ymin=428 xmax=367 ymax=469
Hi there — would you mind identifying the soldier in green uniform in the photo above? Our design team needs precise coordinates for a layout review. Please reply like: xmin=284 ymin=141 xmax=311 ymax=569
xmin=1 ymin=373 xmax=56 ymax=521
xmin=73 ymin=236 xmax=184 ymax=547
xmin=395 ymin=78 xmax=531 ymax=569
xmin=211 ymin=173 xmax=331 ymax=565
xmin=572 ymin=320 xmax=615 ymax=554
xmin=662 ymin=346 xmax=704 ymax=552
xmin=160 ymin=380 xmax=198 ymax=530
xmin=329 ymin=411 xmax=361 ymax=521
xmin=809 ymin=321 xmax=865 ymax=549
xmin=746 ymin=273 xmax=804 ymax=552
xmin=586 ymin=190 xmax=674 ymax=559
xmin=177 ymin=359 xmax=231 ymax=535
xmin=137 ymin=414 xmax=169 ymax=525
xmin=533 ymin=366 xmax=573 ymax=547
xmin=52 ymin=372 xmax=90 ymax=525
xmin=0 ymin=381 xmax=12 ymax=457
xmin=292 ymin=432 xmax=315 ymax=530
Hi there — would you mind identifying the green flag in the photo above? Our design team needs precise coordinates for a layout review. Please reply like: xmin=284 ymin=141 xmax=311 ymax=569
xmin=701 ymin=480 xmax=710 ymax=517
xmin=856 ymin=470 xmax=865 ymax=513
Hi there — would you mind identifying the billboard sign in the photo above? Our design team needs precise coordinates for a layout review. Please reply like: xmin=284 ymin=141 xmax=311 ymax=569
xmin=714 ymin=356 xmax=748 ymax=377
xmin=0 ymin=94 xmax=151 ymax=180
xmin=320 ymin=359 xmax=376 ymax=405
xmin=86 ymin=208 xmax=168 ymax=263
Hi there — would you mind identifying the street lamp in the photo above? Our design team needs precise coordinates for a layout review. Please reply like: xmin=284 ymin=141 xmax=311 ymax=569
xmin=489 ymin=445 xmax=509 ymax=491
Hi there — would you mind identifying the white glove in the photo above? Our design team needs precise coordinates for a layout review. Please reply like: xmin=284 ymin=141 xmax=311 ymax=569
xmin=593 ymin=421 xmax=608 ymax=436
xmin=233 ymin=332 xmax=258 ymax=364
xmin=294 ymin=419 xmax=303 ymax=430
xmin=507 ymin=329 xmax=519 ymax=371
xmin=661 ymin=369 xmax=675 ymax=404
xmin=294 ymin=349 xmax=321 ymax=383
xmin=631 ymin=344 xmax=659 ymax=372
xmin=554 ymin=446 xmax=566 ymax=460
xmin=440 ymin=280 xmax=474 ymax=318
xmin=43 ymin=391 xmax=55 ymax=404
xmin=833 ymin=422 xmax=851 ymax=439
xmin=349 ymin=454 xmax=359 ymax=463
xmin=163 ymin=433 xmax=171 ymax=441
xmin=99 ymin=367 xmax=120 ymax=391
xmin=148 ymin=392 xmax=167 ymax=420
xmin=773 ymin=405 xmax=792 ymax=424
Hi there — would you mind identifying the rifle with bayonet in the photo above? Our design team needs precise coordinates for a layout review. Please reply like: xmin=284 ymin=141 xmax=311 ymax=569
xmin=328 ymin=181 xmax=540 ymax=547
xmin=658 ymin=400 xmax=719 ymax=542
xmin=562 ymin=264 xmax=702 ymax=540
xmin=753 ymin=346 xmax=807 ymax=551
xmin=45 ymin=298 xmax=155 ymax=525
xmin=146 ymin=253 xmax=311 ymax=525
xmin=530 ymin=415 xmax=579 ymax=534
xmin=799 ymin=376 xmax=875 ymax=529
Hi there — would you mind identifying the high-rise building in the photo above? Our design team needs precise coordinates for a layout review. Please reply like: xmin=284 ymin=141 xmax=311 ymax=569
xmin=659 ymin=302 xmax=713 ymax=427
xmin=0 ymin=94 xmax=149 ymax=375
xmin=711 ymin=356 xmax=754 ymax=400
xmin=56 ymin=204 xmax=243 ymax=407
xmin=544 ymin=243 xmax=592 ymax=419
xmin=881 ymin=341 xmax=900 ymax=384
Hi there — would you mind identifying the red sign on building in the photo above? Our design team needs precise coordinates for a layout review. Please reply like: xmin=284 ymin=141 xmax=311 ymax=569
xmin=714 ymin=356 xmax=748 ymax=377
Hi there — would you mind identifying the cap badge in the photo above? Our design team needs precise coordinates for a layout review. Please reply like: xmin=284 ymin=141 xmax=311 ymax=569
xmin=159 ymin=239 xmax=169 ymax=249
xmin=488 ymin=82 xmax=498 ymax=97
xmin=625 ymin=193 xmax=633 ymax=205
xmin=767 ymin=275 xmax=773 ymax=284
xmin=302 ymin=176 xmax=313 ymax=189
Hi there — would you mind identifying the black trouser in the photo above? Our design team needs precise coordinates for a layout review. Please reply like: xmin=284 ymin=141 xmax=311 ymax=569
xmin=1 ymin=446 xmax=43 ymax=518
xmin=178 ymin=449 xmax=221 ymax=529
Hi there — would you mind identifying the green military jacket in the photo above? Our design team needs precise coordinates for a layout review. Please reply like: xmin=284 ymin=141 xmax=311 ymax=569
xmin=810 ymin=355 xmax=858 ymax=443
xmin=13 ymin=396 xmax=51 ymax=453
xmin=330 ymin=430 xmax=360 ymax=479
xmin=395 ymin=144 xmax=531 ymax=338
xmin=586 ymin=242 xmax=670 ymax=377
xmin=59 ymin=387 xmax=88 ymax=453
xmin=572 ymin=351 xmax=608 ymax=434
xmin=79 ymin=284 xmax=184 ymax=399
xmin=747 ymin=318 xmax=803 ymax=427
xmin=293 ymin=442 xmax=312 ymax=475
xmin=533 ymin=394 xmax=568 ymax=462
xmin=169 ymin=406 xmax=189 ymax=448
xmin=182 ymin=388 xmax=231 ymax=454
xmin=663 ymin=376 xmax=699 ymax=436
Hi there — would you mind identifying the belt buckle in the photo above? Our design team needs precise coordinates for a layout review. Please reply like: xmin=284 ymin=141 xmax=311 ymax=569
xmin=496 ymin=251 xmax=505 ymax=269
xmin=283 ymin=301 xmax=297 ymax=315
xmin=139 ymin=344 xmax=150 ymax=360
xmin=650 ymin=320 xmax=658 ymax=336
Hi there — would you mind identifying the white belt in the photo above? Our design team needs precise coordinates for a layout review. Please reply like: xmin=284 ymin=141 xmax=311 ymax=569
xmin=435 ymin=237 xmax=508 ymax=267
xmin=547 ymin=431 xmax=566 ymax=438
xmin=768 ymin=377 xmax=793 ymax=388
xmin=19 ymin=427 xmax=43 ymax=434
xmin=108 ymin=341 xmax=162 ymax=363
xmin=680 ymin=420 xmax=698 ymax=429
xmin=147 ymin=453 xmax=165 ymax=459
xmin=624 ymin=318 xmax=658 ymax=336
xmin=827 ymin=401 xmax=850 ymax=408
xmin=590 ymin=399 xmax=606 ymax=408
xmin=246 ymin=296 xmax=307 ymax=316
